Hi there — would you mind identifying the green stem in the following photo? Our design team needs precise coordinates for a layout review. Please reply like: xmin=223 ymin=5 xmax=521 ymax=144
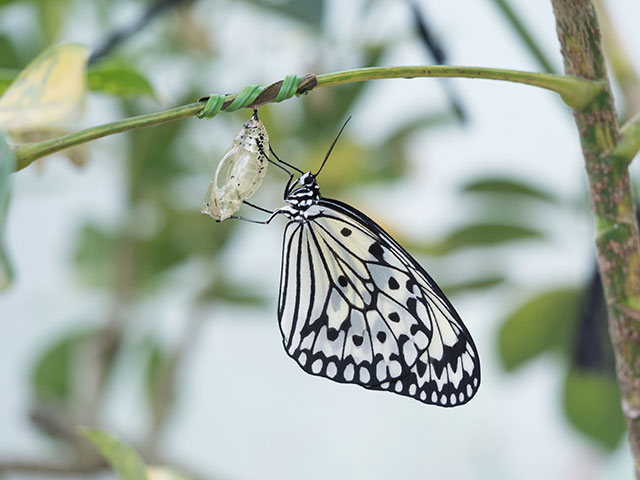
xmin=15 ymin=102 xmax=202 ymax=170
xmin=316 ymin=66 xmax=602 ymax=109
xmin=14 ymin=65 xmax=603 ymax=170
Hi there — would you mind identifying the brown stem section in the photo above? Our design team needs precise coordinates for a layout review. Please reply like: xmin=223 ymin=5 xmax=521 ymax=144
xmin=551 ymin=0 xmax=640 ymax=474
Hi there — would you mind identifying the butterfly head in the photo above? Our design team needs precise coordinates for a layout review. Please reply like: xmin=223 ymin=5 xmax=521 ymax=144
xmin=285 ymin=171 xmax=321 ymax=207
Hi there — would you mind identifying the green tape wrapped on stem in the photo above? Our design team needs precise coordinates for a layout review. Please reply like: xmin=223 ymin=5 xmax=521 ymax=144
xmin=274 ymin=75 xmax=302 ymax=102
xmin=225 ymin=85 xmax=264 ymax=112
xmin=197 ymin=93 xmax=225 ymax=119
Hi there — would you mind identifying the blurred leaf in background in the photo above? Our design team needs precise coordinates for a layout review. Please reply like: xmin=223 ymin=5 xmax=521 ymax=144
xmin=498 ymin=289 xmax=580 ymax=372
xmin=0 ymin=131 xmax=14 ymax=289
xmin=0 ymin=43 xmax=89 ymax=131
xmin=82 ymin=428 xmax=147 ymax=480
xmin=564 ymin=370 xmax=625 ymax=450
xmin=88 ymin=61 xmax=155 ymax=98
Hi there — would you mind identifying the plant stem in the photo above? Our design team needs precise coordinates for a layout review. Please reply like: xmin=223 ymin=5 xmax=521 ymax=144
xmin=551 ymin=0 xmax=640 ymax=475
xmin=13 ymin=65 xmax=603 ymax=170
xmin=14 ymin=102 xmax=202 ymax=170
xmin=315 ymin=66 xmax=601 ymax=109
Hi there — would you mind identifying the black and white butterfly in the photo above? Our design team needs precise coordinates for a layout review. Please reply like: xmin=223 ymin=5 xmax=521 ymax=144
xmin=236 ymin=122 xmax=480 ymax=407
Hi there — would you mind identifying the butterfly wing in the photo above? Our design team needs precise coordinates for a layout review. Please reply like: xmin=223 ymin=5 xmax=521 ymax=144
xmin=277 ymin=198 xmax=480 ymax=407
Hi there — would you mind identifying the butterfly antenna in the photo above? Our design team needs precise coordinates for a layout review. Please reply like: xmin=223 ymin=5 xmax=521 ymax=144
xmin=315 ymin=116 xmax=352 ymax=177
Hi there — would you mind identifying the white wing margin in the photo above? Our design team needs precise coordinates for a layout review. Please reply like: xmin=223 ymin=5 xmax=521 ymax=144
xmin=277 ymin=199 xmax=480 ymax=407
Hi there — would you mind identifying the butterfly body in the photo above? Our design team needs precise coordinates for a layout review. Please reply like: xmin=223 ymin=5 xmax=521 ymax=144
xmin=273 ymin=171 xmax=480 ymax=407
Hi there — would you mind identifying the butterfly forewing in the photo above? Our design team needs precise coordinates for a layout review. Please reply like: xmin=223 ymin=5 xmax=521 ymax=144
xmin=277 ymin=196 xmax=480 ymax=405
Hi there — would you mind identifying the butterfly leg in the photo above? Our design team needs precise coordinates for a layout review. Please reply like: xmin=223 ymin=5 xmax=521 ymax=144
xmin=243 ymin=200 xmax=274 ymax=214
xmin=229 ymin=209 xmax=281 ymax=224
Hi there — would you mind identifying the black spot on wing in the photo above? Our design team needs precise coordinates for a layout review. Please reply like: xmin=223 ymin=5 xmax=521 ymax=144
xmin=388 ymin=312 xmax=400 ymax=323
xmin=368 ymin=242 xmax=384 ymax=261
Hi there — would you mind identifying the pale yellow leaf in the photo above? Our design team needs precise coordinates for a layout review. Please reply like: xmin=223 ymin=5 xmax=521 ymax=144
xmin=147 ymin=466 xmax=193 ymax=480
xmin=0 ymin=43 xmax=90 ymax=130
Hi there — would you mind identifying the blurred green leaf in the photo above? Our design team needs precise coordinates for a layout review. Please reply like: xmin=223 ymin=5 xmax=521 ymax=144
xmin=414 ymin=223 xmax=544 ymax=256
xmin=0 ymin=68 xmax=15 ymax=96
xmin=498 ymin=289 xmax=581 ymax=371
xmin=246 ymin=0 xmax=324 ymax=26
xmin=0 ymin=130 xmax=14 ymax=289
xmin=0 ymin=35 xmax=20 ymax=69
xmin=147 ymin=466 xmax=194 ymax=480
xmin=82 ymin=428 xmax=146 ymax=480
xmin=88 ymin=62 xmax=155 ymax=98
xmin=73 ymin=224 xmax=119 ymax=288
xmin=461 ymin=177 xmax=556 ymax=203
xmin=75 ymin=210 xmax=235 ymax=292
xmin=563 ymin=370 xmax=625 ymax=450
xmin=126 ymin=116 xmax=186 ymax=202
xmin=142 ymin=338 xmax=175 ymax=428
xmin=34 ymin=0 xmax=71 ymax=43
xmin=441 ymin=274 xmax=505 ymax=296
xmin=198 ymin=277 xmax=267 ymax=306
xmin=31 ymin=331 xmax=89 ymax=403
xmin=0 ymin=243 xmax=12 ymax=290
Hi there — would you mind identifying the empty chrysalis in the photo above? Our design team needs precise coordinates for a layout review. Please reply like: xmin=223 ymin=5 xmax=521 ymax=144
xmin=201 ymin=110 xmax=270 ymax=221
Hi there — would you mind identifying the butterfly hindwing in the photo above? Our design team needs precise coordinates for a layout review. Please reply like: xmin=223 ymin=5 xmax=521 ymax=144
xmin=278 ymin=217 xmax=425 ymax=387
xmin=277 ymin=197 xmax=480 ymax=406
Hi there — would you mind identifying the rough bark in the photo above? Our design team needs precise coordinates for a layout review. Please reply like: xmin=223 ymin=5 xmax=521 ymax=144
xmin=551 ymin=0 xmax=640 ymax=474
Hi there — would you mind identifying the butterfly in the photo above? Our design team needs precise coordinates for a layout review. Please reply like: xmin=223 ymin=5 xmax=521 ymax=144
xmin=236 ymin=120 xmax=480 ymax=407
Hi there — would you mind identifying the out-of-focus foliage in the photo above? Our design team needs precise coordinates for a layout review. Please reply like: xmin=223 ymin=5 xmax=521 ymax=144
xmin=0 ymin=132 xmax=14 ymax=289
xmin=31 ymin=330 xmax=94 ymax=404
xmin=0 ymin=61 xmax=155 ymax=98
xmin=83 ymin=427 xmax=197 ymax=479
xmin=413 ymin=222 xmax=544 ymax=256
xmin=87 ymin=62 xmax=155 ymax=98
xmin=448 ymin=176 xmax=624 ymax=449
xmin=461 ymin=177 xmax=556 ymax=203
xmin=498 ymin=289 xmax=580 ymax=371
xmin=564 ymin=371 xmax=625 ymax=450
xmin=245 ymin=0 xmax=323 ymax=27
xmin=82 ymin=429 xmax=147 ymax=480
xmin=0 ymin=43 xmax=89 ymax=130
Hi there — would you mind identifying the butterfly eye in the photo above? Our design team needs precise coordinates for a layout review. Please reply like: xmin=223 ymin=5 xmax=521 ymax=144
xmin=201 ymin=113 xmax=270 ymax=221
xmin=304 ymin=174 xmax=314 ymax=185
